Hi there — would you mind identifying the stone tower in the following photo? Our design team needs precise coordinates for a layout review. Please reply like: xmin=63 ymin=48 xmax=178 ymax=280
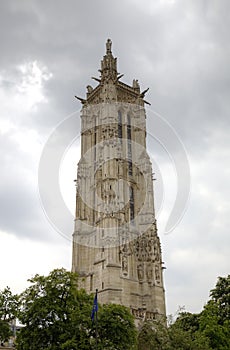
xmin=72 ymin=39 xmax=166 ymax=322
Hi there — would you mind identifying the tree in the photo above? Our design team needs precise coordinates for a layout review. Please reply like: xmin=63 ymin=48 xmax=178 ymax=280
xmin=210 ymin=275 xmax=230 ymax=323
xmin=168 ymin=275 xmax=230 ymax=350
xmin=98 ymin=304 xmax=137 ymax=350
xmin=169 ymin=313 xmax=210 ymax=350
xmin=196 ymin=275 xmax=230 ymax=349
xmin=16 ymin=268 xmax=137 ymax=350
xmin=137 ymin=316 xmax=209 ymax=350
xmin=198 ymin=301 xmax=230 ymax=350
xmin=0 ymin=286 xmax=19 ymax=344
xmin=138 ymin=318 xmax=170 ymax=350
xmin=136 ymin=275 xmax=230 ymax=350
xmin=16 ymin=269 xmax=94 ymax=350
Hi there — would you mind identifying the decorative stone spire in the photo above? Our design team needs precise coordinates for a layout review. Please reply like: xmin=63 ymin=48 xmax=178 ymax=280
xmin=75 ymin=39 xmax=150 ymax=106
xmin=100 ymin=39 xmax=118 ymax=83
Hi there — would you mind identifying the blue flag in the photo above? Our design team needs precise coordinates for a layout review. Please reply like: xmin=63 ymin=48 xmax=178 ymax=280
xmin=91 ymin=290 xmax=98 ymax=321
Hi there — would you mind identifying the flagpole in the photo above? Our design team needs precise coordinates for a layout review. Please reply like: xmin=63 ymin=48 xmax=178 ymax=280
xmin=95 ymin=288 xmax=98 ymax=350
xmin=91 ymin=288 xmax=99 ymax=349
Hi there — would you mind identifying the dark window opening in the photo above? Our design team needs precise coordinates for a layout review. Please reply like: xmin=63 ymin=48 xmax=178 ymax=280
xmin=118 ymin=111 xmax=122 ymax=140
xmin=90 ymin=275 xmax=93 ymax=291
xmin=127 ymin=114 xmax=132 ymax=175
xmin=129 ymin=186 xmax=134 ymax=221
xmin=128 ymin=160 xmax=133 ymax=176
xmin=127 ymin=114 xmax=131 ymax=140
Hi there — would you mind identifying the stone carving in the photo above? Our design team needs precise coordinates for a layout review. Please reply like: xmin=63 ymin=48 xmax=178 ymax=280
xmin=155 ymin=264 xmax=160 ymax=282
xmin=131 ymin=308 xmax=145 ymax=319
xmin=103 ymin=186 xmax=116 ymax=203
xmin=101 ymin=126 xmax=117 ymax=140
xmin=132 ymin=79 xmax=140 ymax=89
xmin=133 ymin=227 xmax=161 ymax=263
xmin=106 ymin=39 xmax=112 ymax=54
xmin=145 ymin=311 xmax=156 ymax=321
xmin=154 ymin=242 xmax=160 ymax=262
xmin=139 ymin=237 xmax=148 ymax=261
xmin=121 ymin=243 xmax=128 ymax=275
xmin=137 ymin=263 xmax=144 ymax=281
xmin=122 ymin=255 xmax=128 ymax=274
xmin=102 ymin=83 xmax=117 ymax=100
xmin=87 ymin=85 xmax=93 ymax=93
xmin=146 ymin=262 xmax=153 ymax=283
xmin=131 ymin=308 xmax=156 ymax=321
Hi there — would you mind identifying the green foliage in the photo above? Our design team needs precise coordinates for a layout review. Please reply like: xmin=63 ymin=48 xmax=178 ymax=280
xmin=2 ymin=270 xmax=229 ymax=349
xmin=137 ymin=275 xmax=230 ymax=350
xmin=16 ymin=269 xmax=94 ymax=350
xmin=172 ymin=311 xmax=200 ymax=333
xmin=16 ymin=268 xmax=137 ymax=350
xmin=138 ymin=317 xmax=210 ymax=350
xmin=0 ymin=319 xmax=12 ymax=344
xmin=210 ymin=275 xmax=230 ymax=323
xmin=0 ymin=286 xmax=19 ymax=343
xmin=98 ymin=304 xmax=137 ymax=350
xmin=198 ymin=300 xmax=230 ymax=349
xmin=138 ymin=318 xmax=170 ymax=350
xmin=196 ymin=275 xmax=230 ymax=349
xmin=168 ymin=274 xmax=230 ymax=350
xmin=169 ymin=314 xmax=210 ymax=350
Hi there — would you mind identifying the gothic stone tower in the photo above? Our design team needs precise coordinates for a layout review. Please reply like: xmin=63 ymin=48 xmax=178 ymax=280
xmin=72 ymin=39 xmax=166 ymax=321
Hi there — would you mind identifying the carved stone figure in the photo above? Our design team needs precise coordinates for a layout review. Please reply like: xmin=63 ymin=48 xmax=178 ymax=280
xmin=87 ymin=85 xmax=93 ymax=93
xmin=155 ymin=264 xmax=160 ymax=282
xmin=106 ymin=38 xmax=112 ymax=54
xmin=133 ymin=79 xmax=140 ymax=89
xmin=122 ymin=255 xmax=128 ymax=274
xmin=146 ymin=263 xmax=153 ymax=282
xmin=137 ymin=263 xmax=144 ymax=281
xmin=154 ymin=243 xmax=160 ymax=262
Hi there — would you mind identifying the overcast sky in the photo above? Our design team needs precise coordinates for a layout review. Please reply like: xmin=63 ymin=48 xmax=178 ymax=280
xmin=0 ymin=0 xmax=229 ymax=317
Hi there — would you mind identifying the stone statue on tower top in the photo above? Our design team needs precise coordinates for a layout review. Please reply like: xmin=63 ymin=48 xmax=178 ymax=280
xmin=106 ymin=38 xmax=112 ymax=54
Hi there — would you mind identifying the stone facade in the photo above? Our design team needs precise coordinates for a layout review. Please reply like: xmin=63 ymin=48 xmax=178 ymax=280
xmin=72 ymin=39 xmax=166 ymax=322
